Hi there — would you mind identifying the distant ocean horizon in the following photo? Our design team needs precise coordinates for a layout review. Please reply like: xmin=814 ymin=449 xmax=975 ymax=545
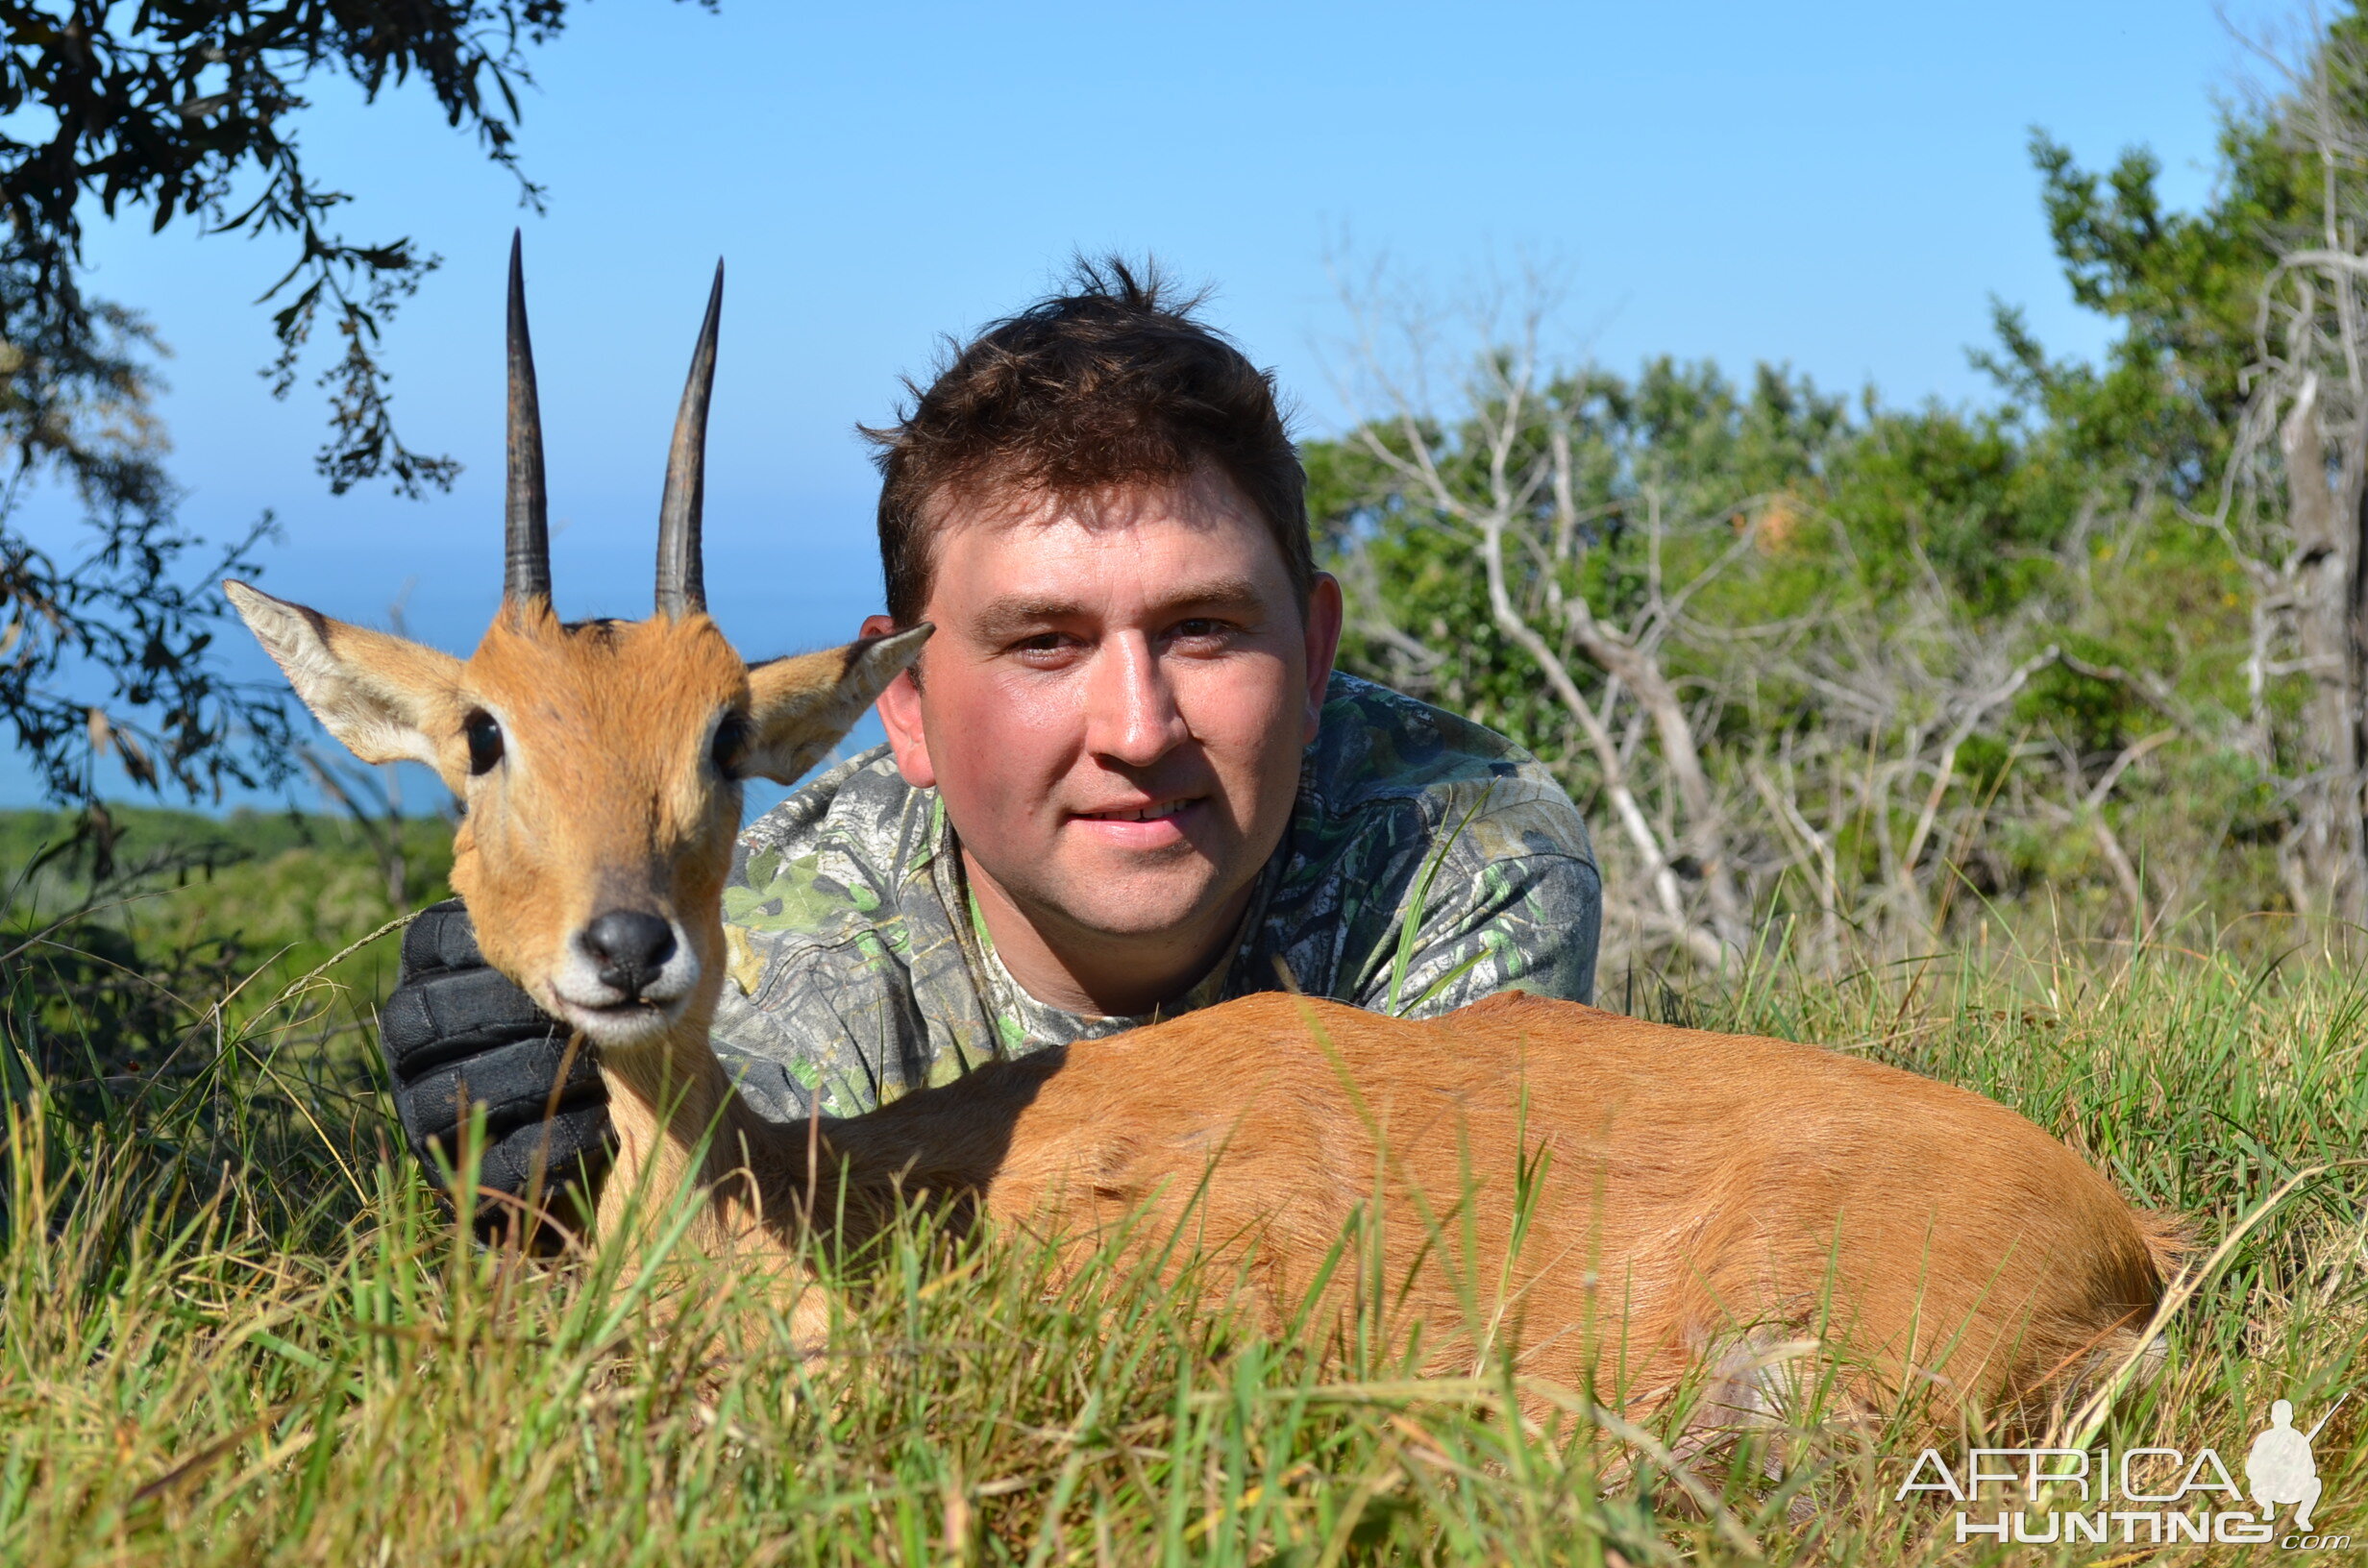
xmin=2 ymin=484 xmax=888 ymax=822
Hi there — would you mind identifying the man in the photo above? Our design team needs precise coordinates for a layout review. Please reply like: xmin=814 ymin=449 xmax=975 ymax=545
xmin=381 ymin=259 xmax=1602 ymax=1202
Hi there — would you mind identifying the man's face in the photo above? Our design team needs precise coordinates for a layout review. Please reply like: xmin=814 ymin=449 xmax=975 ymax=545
xmin=868 ymin=466 xmax=1342 ymax=959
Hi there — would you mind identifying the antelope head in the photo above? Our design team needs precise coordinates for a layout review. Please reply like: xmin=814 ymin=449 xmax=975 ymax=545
xmin=227 ymin=238 xmax=928 ymax=1066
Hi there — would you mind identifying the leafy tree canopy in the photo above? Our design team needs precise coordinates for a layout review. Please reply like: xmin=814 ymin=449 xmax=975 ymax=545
xmin=1299 ymin=12 xmax=2368 ymax=955
xmin=0 ymin=2 xmax=710 ymax=825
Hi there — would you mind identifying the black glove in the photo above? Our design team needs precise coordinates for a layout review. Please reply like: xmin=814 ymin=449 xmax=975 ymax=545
xmin=380 ymin=898 xmax=610 ymax=1233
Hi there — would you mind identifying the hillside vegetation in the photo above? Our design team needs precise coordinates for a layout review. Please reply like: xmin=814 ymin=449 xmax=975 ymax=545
xmin=0 ymin=806 xmax=452 ymax=1094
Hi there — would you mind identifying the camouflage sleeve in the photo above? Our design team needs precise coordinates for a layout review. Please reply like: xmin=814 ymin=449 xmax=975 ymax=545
xmin=1345 ymin=790 xmax=1602 ymax=1017
xmin=711 ymin=844 xmax=934 ymax=1121
xmin=712 ymin=930 xmax=930 ymax=1121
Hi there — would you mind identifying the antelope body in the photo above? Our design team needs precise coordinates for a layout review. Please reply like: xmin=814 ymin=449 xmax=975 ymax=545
xmin=232 ymin=245 xmax=2174 ymax=1428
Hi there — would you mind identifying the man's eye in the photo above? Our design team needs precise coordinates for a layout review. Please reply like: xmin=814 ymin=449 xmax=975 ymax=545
xmin=1008 ymin=632 xmax=1078 ymax=658
xmin=1169 ymin=618 xmax=1234 ymax=643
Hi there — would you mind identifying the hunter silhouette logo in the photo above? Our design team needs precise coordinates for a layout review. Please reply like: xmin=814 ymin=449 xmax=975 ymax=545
xmin=2250 ymin=1396 xmax=2344 ymax=1538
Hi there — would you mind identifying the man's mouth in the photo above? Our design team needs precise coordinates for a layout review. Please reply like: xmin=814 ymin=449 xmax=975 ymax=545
xmin=1079 ymin=798 xmax=1192 ymax=822
xmin=1068 ymin=796 xmax=1206 ymax=845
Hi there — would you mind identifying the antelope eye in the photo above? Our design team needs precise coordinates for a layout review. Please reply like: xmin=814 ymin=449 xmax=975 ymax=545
xmin=711 ymin=712 xmax=752 ymax=778
xmin=464 ymin=712 xmax=504 ymax=775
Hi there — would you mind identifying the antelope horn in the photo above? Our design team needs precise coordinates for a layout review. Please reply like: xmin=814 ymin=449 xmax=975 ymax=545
xmin=655 ymin=261 xmax=723 ymax=618
xmin=505 ymin=232 xmax=553 ymax=604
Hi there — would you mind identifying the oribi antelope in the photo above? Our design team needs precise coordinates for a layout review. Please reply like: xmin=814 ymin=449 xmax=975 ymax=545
xmin=230 ymin=244 xmax=2178 ymax=1431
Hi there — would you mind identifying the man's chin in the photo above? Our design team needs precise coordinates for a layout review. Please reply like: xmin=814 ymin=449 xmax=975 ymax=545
xmin=1023 ymin=869 xmax=1245 ymax=943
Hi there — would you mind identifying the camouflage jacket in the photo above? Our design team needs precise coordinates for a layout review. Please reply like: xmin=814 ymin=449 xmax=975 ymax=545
xmin=712 ymin=674 xmax=1601 ymax=1120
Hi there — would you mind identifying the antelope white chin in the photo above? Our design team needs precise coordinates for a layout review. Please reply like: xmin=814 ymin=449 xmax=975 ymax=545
xmin=549 ymin=995 xmax=685 ymax=1050
xmin=548 ymin=943 xmax=701 ymax=1049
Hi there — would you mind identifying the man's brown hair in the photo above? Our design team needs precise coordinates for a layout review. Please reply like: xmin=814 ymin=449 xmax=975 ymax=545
xmin=865 ymin=257 xmax=1312 ymax=628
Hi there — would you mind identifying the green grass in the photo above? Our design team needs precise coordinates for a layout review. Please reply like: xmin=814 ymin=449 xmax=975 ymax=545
xmin=2 ymin=834 xmax=2365 ymax=1564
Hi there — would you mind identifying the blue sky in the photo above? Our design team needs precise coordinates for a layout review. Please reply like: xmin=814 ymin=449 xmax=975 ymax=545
xmin=12 ymin=0 xmax=2282 ymax=810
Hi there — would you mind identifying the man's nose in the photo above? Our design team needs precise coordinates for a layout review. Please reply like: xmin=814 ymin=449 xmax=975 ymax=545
xmin=1083 ymin=633 xmax=1188 ymax=768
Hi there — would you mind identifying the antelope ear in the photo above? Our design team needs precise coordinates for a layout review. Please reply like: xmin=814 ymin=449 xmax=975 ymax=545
xmin=224 ymin=580 xmax=463 ymax=773
xmin=742 ymin=625 xmax=932 ymax=784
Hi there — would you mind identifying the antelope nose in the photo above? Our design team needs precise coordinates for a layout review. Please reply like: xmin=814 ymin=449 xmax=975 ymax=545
xmin=580 ymin=910 xmax=677 ymax=999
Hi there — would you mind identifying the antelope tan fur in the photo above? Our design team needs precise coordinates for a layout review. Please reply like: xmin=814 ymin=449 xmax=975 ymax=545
xmin=230 ymin=242 xmax=2178 ymax=1431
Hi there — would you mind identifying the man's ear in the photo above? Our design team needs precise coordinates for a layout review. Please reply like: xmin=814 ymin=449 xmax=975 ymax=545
xmin=862 ymin=610 xmax=934 ymax=788
xmin=224 ymin=580 xmax=463 ymax=773
xmin=742 ymin=625 xmax=932 ymax=784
